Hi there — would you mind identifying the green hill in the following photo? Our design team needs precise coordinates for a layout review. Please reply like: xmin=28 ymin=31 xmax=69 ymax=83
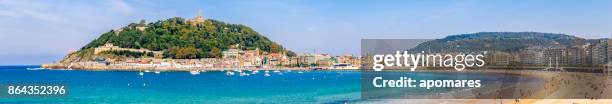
xmin=408 ymin=32 xmax=585 ymax=53
xmin=61 ymin=17 xmax=294 ymax=63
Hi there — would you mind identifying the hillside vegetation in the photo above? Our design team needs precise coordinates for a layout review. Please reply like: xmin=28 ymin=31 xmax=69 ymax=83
xmin=408 ymin=32 xmax=585 ymax=53
xmin=62 ymin=17 xmax=294 ymax=63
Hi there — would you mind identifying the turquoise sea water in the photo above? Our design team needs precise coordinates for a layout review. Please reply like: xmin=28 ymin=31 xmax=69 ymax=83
xmin=0 ymin=66 xmax=362 ymax=103
xmin=0 ymin=66 xmax=531 ymax=103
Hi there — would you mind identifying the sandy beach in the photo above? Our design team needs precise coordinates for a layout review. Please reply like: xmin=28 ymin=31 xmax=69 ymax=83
xmin=365 ymin=69 xmax=612 ymax=104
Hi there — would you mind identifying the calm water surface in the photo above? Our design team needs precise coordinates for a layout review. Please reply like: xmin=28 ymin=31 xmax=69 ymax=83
xmin=0 ymin=66 xmax=530 ymax=103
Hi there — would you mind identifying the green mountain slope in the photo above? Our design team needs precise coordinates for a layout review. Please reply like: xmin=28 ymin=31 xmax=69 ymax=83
xmin=408 ymin=32 xmax=585 ymax=53
xmin=61 ymin=17 xmax=293 ymax=63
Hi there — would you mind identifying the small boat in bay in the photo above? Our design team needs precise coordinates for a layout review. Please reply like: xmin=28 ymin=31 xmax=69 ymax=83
xmin=226 ymin=71 xmax=235 ymax=75
xmin=264 ymin=72 xmax=271 ymax=77
xmin=189 ymin=70 xmax=200 ymax=75
xmin=239 ymin=72 xmax=250 ymax=76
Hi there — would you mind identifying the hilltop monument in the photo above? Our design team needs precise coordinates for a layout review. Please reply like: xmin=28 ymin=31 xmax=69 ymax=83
xmin=189 ymin=10 xmax=206 ymax=24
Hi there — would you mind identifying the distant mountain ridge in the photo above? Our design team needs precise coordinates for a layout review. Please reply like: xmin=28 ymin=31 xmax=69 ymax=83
xmin=408 ymin=32 xmax=586 ymax=53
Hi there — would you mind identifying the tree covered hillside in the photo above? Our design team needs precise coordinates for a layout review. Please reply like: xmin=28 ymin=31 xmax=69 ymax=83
xmin=69 ymin=17 xmax=292 ymax=61
xmin=408 ymin=32 xmax=585 ymax=53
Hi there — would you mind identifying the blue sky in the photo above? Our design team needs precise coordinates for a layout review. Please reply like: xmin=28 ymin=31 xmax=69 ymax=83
xmin=1 ymin=0 xmax=612 ymax=65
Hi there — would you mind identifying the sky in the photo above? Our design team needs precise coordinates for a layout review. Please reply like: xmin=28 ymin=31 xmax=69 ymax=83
xmin=1 ymin=0 xmax=612 ymax=65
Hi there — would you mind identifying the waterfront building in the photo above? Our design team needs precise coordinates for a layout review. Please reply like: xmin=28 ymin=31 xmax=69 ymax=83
xmin=592 ymin=39 xmax=609 ymax=65
xmin=280 ymin=51 xmax=293 ymax=66
xmin=242 ymin=48 xmax=262 ymax=67
xmin=519 ymin=49 xmax=544 ymax=65
xmin=299 ymin=54 xmax=317 ymax=65
xmin=608 ymin=39 xmax=612 ymax=64
xmin=288 ymin=57 xmax=299 ymax=66
xmin=543 ymin=48 xmax=567 ymax=65
xmin=220 ymin=44 xmax=271 ymax=68
xmin=222 ymin=48 xmax=242 ymax=68
xmin=295 ymin=53 xmax=334 ymax=66
xmin=316 ymin=54 xmax=332 ymax=66
xmin=199 ymin=58 xmax=218 ymax=68
xmin=337 ymin=54 xmax=360 ymax=67
xmin=567 ymin=45 xmax=592 ymax=65
xmin=266 ymin=51 xmax=288 ymax=66
xmin=489 ymin=52 xmax=513 ymax=66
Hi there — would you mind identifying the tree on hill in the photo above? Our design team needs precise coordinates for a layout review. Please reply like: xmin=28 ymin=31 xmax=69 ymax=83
xmin=76 ymin=17 xmax=292 ymax=60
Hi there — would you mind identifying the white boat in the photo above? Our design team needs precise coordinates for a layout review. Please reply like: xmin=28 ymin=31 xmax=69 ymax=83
xmin=189 ymin=70 xmax=200 ymax=75
xmin=139 ymin=72 xmax=144 ymax=76
xmin=239 ymin=72 xmax=250 ymax=76
xmin=264 ymin=72 xmax=271 ymax=77
xmin=297 ymin=71 xmax=304 ymax=74
xmin=154 ymin=71 xmax=161 ymax=74
xmin=144 ymin=70 xmax=151 ymax=73
xmin=265 ymin=70 xmax=270 ymax=73
xmin=251 ymin=70 xmax=259 ymax=75
xmin=273 ymin=70 xmax=281 ymax=73
xmin=226 ymin=71 xmax=235 ymax=75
